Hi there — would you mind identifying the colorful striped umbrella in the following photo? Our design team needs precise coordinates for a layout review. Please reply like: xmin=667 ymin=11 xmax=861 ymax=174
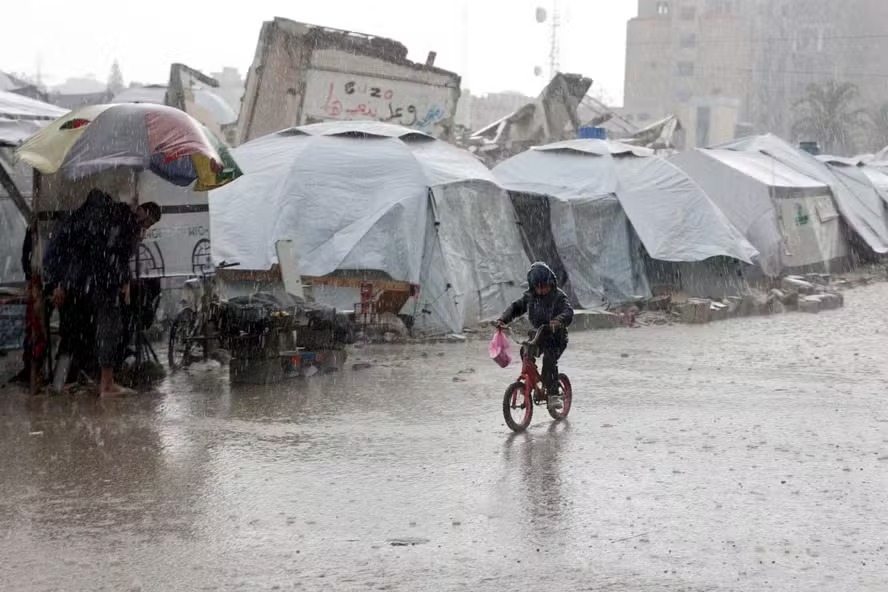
xmin=16 ymin=103 xmax=241 ymax=190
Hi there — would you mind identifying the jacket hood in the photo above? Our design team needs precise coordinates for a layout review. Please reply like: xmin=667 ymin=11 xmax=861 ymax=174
xmin=527 ymin=261 xmax=558 ymax=289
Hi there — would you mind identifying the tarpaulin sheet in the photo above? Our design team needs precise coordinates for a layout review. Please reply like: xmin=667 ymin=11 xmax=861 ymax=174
xmin=210 ymin=121 xmax=528 ymax=333
xmin=717 ymin=134 xmax=888 ymax=254
xmin=672 ymin=148 xmax=848 ymax=275
xmin=494 ymin=141 xmax=757 ymax=304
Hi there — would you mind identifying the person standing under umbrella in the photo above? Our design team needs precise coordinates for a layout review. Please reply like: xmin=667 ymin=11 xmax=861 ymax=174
xmin=45 ymin=189 xmax=161 ymax=396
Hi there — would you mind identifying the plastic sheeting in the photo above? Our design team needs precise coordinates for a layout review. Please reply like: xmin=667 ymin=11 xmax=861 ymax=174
xmin=550 ymin=194 xmax=650 ymax=308
xmin=671 ymin=149 xmax=848 ymax=275
xmin=494 ymin=141 xmax=757 ymax=306
xmin=0 ymin=149 xmax=29 ymax=285
xmin=210 ymin=121 xmax=528 ymax=334
xmin=0 ymin=90 xmax=66 ymax=121
xmin=717 ymin=134 xmax=888 ymax=255
xmin=0 ymin=198 xmax=25 ymax=284
xmin=0 ymin=90 xmax=66 ymax=147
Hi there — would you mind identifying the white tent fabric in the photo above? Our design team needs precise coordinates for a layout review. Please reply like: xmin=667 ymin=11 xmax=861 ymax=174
xmin=0 ymin=90 xmax=67 ymax=146
xmin=210 ymin=121 xmax=528 ymax=334
xmin=860 ymin=166 xmax=888 ymax=204
xmin=672 ymin=149 xmax=848 ymax=275
xmin=0 ymin=149 xmax=31 ymax=285
xmin=717 ymin=134 xmax=888 ymax=255
xmin=0 ymin=197 xmax=25 ymax=284
xmin=494 ymin=140 xmax=757 ymax=307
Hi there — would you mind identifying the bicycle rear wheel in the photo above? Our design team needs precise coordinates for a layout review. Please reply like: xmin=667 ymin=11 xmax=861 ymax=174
xmin=168 ymin=308 xmax=197 ymax=371
xmin=503 ymin=381 xmax=533 ymax=432
xmin=548 ymin=374 xmax=573 ymax=421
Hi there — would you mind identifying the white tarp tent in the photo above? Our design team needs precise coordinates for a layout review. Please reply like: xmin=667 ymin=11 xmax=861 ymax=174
xmin=210 ymin=121 xmax=529 ymax=334
xmin=717 ymin=134 xmax=888 ymax=256
xmin=818 ymin=154 xmax=888 ymax=213
xmin=494 ymin=139 xmax=757 ymax=308
xmin=0 ymin=149 xmax=29 ymax=285
xmin=672 ymin=149 xmax=848 ymax=275
xmin=0 ymin=90 xmax=67 ymax=146
xmin=1 ymin=92 xmax=67 ymax=285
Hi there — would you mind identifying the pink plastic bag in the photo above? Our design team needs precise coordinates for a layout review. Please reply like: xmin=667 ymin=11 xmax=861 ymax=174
xmin=488 ymin=330 xmax=513 ymax=368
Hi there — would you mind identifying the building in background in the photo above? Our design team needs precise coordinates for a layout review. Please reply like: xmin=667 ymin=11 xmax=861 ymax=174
xmin=238 ymin=18 xmax=461 ymax=143
xmin=623 ymin=0 xmax=888 ymax=151
xmin=623 ymin=0 xmax=754 ymax=149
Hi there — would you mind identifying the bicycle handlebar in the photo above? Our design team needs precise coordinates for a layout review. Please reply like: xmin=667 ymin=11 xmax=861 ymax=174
xmin=496 ymin=324 xmax=548 ymax=346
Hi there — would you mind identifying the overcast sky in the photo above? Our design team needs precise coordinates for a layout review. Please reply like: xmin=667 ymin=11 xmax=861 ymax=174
xmin=2 ymin=0 xmax=636 ymax=103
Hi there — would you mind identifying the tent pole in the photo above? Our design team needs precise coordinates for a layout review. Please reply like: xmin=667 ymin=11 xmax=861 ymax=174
xmin=29 ymin=170 xmax=46 ymax=395
xmin=133 ymin=173 xmax=144 ymax=376
xmin=0 ymin=157 xmax=32 ymax=220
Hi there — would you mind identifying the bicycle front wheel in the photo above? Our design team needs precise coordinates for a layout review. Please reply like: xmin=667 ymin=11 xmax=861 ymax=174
xmin=168 ymin=308 xmax=197 ymax=371
xmin=548 ymin=374 xmax=573 ymax=421
xmin=503 ymin=381 xmax=533 ymax=432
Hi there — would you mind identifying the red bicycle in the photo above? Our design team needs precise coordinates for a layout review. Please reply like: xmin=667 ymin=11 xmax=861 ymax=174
xmin=500 ymin=326 xmax=573 ymax=432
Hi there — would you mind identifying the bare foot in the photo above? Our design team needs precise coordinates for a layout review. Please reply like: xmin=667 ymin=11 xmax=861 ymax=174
xmin=100 ymin=385 xmax=136 ymax=398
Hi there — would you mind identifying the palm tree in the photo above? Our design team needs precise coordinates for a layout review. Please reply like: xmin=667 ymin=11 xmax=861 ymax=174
xmin=868 ymin=103 xmax=888 ymax=153
xmin=792 ymin=81 xmax=866 ymax=155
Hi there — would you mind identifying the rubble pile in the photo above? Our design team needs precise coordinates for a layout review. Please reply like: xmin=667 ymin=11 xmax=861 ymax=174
xmin=667 ymin=272 xmax=855 ymax=325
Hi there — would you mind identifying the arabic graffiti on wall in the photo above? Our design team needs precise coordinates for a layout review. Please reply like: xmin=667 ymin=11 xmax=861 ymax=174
xmin=304 ymin=71 xmax=452 ymax=134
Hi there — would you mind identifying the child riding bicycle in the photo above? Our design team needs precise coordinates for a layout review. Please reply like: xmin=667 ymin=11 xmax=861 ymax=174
xmin=496 ymin=262 xmax=574 ymax=411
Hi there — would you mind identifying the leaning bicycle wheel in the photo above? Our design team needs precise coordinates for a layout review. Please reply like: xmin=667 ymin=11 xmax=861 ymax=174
xmin=503 ymin=381 xmax=533 ymax=432
xmin=548 ymin=374 xmax=573 ymax=421
xmin=168 ymin=308 xmax=197 ymax=371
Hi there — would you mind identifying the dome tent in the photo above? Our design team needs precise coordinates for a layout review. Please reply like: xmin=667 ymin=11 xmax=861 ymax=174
xmin=494 ymin=139 xmax=758 ymax=308
xmin=1 ymin=92 xmax=66 ymax=285
xmin=210 ymin=121 xmax=529 ymax=334
xmin=717 ymin=134 xmax=888 ymax=260
xmin=673 ymin=149 xmax=847 ymax=275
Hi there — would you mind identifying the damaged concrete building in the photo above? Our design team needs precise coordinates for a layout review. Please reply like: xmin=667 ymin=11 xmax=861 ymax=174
xmin=237 ymin=18 xmax=462 ymax=143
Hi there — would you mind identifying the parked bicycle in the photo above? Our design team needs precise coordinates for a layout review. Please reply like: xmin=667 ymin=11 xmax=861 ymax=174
xmin=499 ymin=325 xmax=573 ymax=432
xmin=168 ymin=261 xmax=239 ymax=370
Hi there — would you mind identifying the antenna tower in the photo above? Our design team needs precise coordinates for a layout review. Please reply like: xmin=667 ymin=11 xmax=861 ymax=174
xmin=548 ymin=1 xmax=561 ymax=79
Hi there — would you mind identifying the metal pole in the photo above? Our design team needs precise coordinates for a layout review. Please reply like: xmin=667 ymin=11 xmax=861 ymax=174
xmin=133 ymin=173 xmax=143 ymax=374
xmin=29 ymin=170 xmax=47 ymax=395
xmin=0 ymin=155 xmax=32 ymax=220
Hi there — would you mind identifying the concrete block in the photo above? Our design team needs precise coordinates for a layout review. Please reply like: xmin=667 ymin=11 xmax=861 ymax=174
xmin=804 ymin=273 xmax=831 ymax=285
xmin=725 ymin=296 xmax=742 ymax=316
xmin=710 ymin=301 xmax=729 ymax=322
xmin=832 ymin=291 xmax=845 ymax=308
xmin=798 ymin=296 xmax=821 ymax=314
xmin=782 ymin=291 xmax=799 ymax=308
xmin=769 ymin=288 xmax=787 ymax=302
xmin=782 ymin=276 xmax=817 ymax=295
xmin=818 ymin=293 xmax=842 ymax=310
xmin=675 ymin=299 xmax=711 ymax=324
xmin=739 ymin=293 xmax=768 ymax=316
xmin=573 ymin=310 xmax=623 ymax=331
xmin=647 ymin=295 xmax=672 ymax=311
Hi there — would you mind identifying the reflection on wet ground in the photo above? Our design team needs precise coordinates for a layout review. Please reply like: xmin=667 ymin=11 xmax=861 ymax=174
xmin=2 ymin=284 xmax=887 ymax=591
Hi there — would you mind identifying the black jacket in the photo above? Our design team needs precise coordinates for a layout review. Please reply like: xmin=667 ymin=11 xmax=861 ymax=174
xmin=43 ymin=190 xmax=138 ymax=294
xmin=499 ymin=263 xmax=574 ymax=334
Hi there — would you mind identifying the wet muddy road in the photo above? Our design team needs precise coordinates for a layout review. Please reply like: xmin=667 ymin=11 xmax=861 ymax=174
xmin=2 ymin=285 xmax=887 ymax=591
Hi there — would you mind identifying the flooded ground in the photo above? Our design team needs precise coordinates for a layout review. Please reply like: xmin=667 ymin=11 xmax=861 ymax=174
xmin=2 ymin=285 xmax=887 ymax=591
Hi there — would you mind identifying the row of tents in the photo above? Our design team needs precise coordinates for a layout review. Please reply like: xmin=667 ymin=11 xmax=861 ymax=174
xmin=210 ymin=121 xmax=888 ymax=334
xmin=5 ymin=104 xmax=888 ymax=334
